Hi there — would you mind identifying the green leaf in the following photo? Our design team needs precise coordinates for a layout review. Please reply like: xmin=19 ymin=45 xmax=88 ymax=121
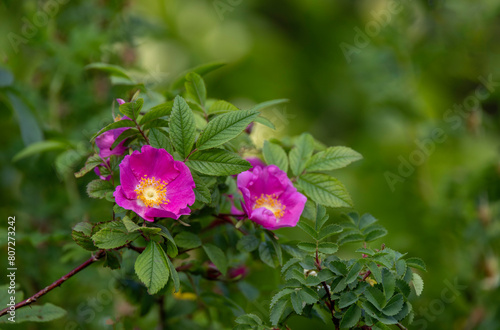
xmin=262 ymin=141 xmax=288 ymax=172
xmin=318 ymin=242 xmax=338 ymax=254
xmin=171 ymin=61 xmax=225 ymax=89
xmin=0 ymin=303 xmax=66 ymax=323
xmin=103 ymin=250 xmax=122 ymax=270
xmin=289 ymin=133 xmax=314 ymax=176
xmin=298 ymin=173 xmax=353 ymax=208
xmin=235 ymin=314 xmax=263 ymax=326
xmin=339 ymin=291 xmax=359 ymax=309
xmin=254 ymin=115 xmax=276 ymax=129
xmin=338 ymin=232 xmax=364 ymax=246
xmin=345 ymin=261 xmax=363 ymax=284
xmin=367 ymin=261 xmax=382 ymax=283
xmin=270 ymin=288 xmax=295 ymax=308
xmin=299 ymin=286 xmax=319 ymax=304
xmin=406 ymin=257 xmax=427 ymax=272
xmin=340 ymin=304 xmax=361 ymax=329
xmin=364 ymin=228 xmax=388 ymax=242
xmin=197 ymin=110 xmax=259 ymax=150
xmin=318 ymin=224 xmax=343 ymax=240
xmin=382 ymin=294 xmax=404 ymax=316
xmin=237 ymin=234 xmax=261 ymax=252
xmin=412 ymin=273 xmax=424 ymax=296
xmin=259 ymin=241 xmax=277 ymax=268
xmin=85 ymin=63 xmax=131 ymax=79
xmin=305 ymin=146 xmax=362 ymax=172
xmin=110 ymin=128 xmax=139 ymax=150
xmin=298 ymin=220 xmax=318 ymax=239
xmin=281 ymin=258 xmax=300 ymax=275
xmin=92 ymin=221 xmax=140 ymax=249
xmin=327 ymin=260 xmax=348 ymax=276
xmin=382 ymin=269 xmax=396 ymax=300
xmin=134 ymin=241 xmax=170 ymax=294
xmin=203 ymin=243 xmax=228 ymax=275
xmin=290 ymin=291 xmax=304 ymax=315
xmin=208 ymin=100 xmax=239 ymax=114
xmin=297 ymin=242 xmax=317 ymax=252
xmin=148 ymin=128 xmax=172 ymax=151
xmin=139 ymin=102 xmax=173 ymax=125
xmin=72 ymin=222 xmax=97 ymax=251
xmin=364 ymin=286 xmax=386 ymax=310
xmin=358 ymin=213 xmax=378 ymax=230
xmin=270 ymin=298 xmax=289 ymax=326
xmin=74 ymin=154 xmax=102 ymax=178
xmin=249 ymin=98 xmax=289 ymax=112
xmin=13 ymin=140 xmax=68 ymax=162
xmin=185 ymin=72 xmax=206 ymax=107
xmin=166 ymin=255 xmax=180 ymax=292
xmin=186 ymin=149 xmax=251 ymax=176
xmin=91 ymin=120 xmax=137 ymax=140
xmin=191 ymin=171 xmax=212 ymax=203
xmin=122 ymin=217 xmax=141 ymax=232
xmin=315 ymin=204 xmax=329 ymax=231
xmin=396 ymin=259 xmax=407 ymax=277
xmin=170 ymin=95 xmax=196 ymax=159
xmin=86 ymin=179 xmax=114 ymax=199
xmin=174 ymin=232 xmax=201 ymax=249
xmin=119 ymin=98 xmax=144 ymax=121
xmin=396 ymin=279 xmax=411 ymax=298
xmin=150 ymin=223 xmax=178 ymax=257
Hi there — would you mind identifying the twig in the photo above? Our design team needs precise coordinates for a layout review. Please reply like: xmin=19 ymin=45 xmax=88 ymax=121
xmin=157 ymin=295 xmax=166 ymax=330
xmin=396 ymin=323 xmax=408 ymax=330
xmin=0 ymin=250 xmax=106 ymax=317
xmin=315 ymin=249 xmax=340 ymax=330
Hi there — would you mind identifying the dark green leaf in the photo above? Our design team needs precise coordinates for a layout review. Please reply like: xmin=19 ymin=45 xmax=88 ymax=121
xmin=289 ymin=133 xmax=314 ymax=176
xmin=298 ymin=173 xmax=353 ymax=208
xmin=262 ymin=141 xmax=288 ymax=172
xmin=203 ymin=243 xmax=228 ymax=275
xmin=170 ymin=95 xmax=196 ymax=159
xmin=134 ymin=241 xmax=170 ymax=294
xmin=340 ymin=304 xmax=361 ymax=329
xmin=174 ymin=232 xmax=201 ymax=249
xmin=186 ymin=149 xmax=251 ymax=176
xmin=305 ymin=146 xmax=362 ymax=172
xmin=86 ymin=179 xmax=114 ymax=199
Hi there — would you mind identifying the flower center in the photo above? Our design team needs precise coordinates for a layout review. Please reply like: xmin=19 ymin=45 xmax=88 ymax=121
xmin=253 ymin=194 xmax=286 ymax=220
xmin=134 ymin=175 xmax=169 ymax=208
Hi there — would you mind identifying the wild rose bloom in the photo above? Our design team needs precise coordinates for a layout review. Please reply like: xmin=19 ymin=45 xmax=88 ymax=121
xmin=237 ymin=165 xmax=307 ymax=230
xmin=95 ymin=99 xmax=131 ymax=159
xmin=94 ymin=163 xmax=111 ymax=181
xmin=114 ymin=145 xmax=196 ymax=222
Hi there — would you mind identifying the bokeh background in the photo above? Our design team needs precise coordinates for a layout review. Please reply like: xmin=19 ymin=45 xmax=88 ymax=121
xmin=1 ymin=0 xmax=500 ymax=329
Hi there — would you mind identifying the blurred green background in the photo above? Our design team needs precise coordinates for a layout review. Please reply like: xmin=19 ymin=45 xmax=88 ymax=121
xmin=1 ymin=0 xmax=500 ymax=329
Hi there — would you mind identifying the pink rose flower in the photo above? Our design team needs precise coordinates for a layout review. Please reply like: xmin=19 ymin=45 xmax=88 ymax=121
xmin=237 ymin=165 xmax=307 ymax=230
xmin=95 ymin=99 xmax=132 ymax=159
xmin=114 ymin=145 xmax=196 ymax=222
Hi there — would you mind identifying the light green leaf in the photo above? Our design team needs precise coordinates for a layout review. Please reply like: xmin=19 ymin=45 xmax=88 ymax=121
xmin=139 ymin=102 xmax=172 ymax=125
xmin=134 ymin=241 xmax=170 ymax=294
xmin=298 ymin=173 xmax=353 ymax=208
xmin=305 ymin=146 xmax=362 ymax=172
xmin=13 ymin=140 xmax=68 ymax=162
xmin=170 ymin=95 xmax=196 ymax=159
xmin=262 ymin=140 xmax=288 ymax=172
xmin=197 ymin=110 xmax=259 ymax=150
xmin=208 ymin=100 xmax=239 ymax=114
xmin=119 ymin=98 xmax=143 ymax=121
xmin=203 ymin=243 xmax=228 ymax=275
xmin=290 ymin=291 xmax=303 ymax=315
xmin=148 ymin=128 xmax=172 ymax=152
xmin=86 ymin=179 xmax=114 ymax=199
xmin=174 ymin=232 xmax=201 ymax=249
xmin=171 ymin=61 xmax=225 ymax=89
xmin=340 ymin=304 xmax=361 ymax=329
xmin=406 ymin=257 xmax=427 ymax=272
xmin=412 ymin=273 xmax=424 ymax=296
xmin=186 ymin=149 xmax=251 ymax=176
xmin=318 ymin=242 xmax=338 ymax=254
xmin=318 ymin=224 xmax=343 ymax=240
xmin=270 ymin=298 xmax=289 ymax=326
xmin=0 ymin=303 xmax=66 ymax=323
xmin=382 ymin=269 xmax=396 ymax=300
xmin=92 ymin=220 xmax=140 ymax=249
xmin=289 ymin=133 xmax=314 ymax=176
xmin=85 ymin=63 xmax=131 ymax=79
xmin=254 ymin=116 xmax=275 ymax=129
xmin=297 ymin=242 xmax=317 ymax=252
xmin=185 ymin=72 xmax=207 ymax=107
xmin=249 ymin=98 xmax=289 ymax=112
xmin=74 ymin=154 xmax=103 ymax=178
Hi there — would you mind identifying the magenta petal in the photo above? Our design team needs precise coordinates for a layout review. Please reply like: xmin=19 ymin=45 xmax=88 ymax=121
xmin=116 ymin=98 xmax=126 ymax=105
xmin=118 ymin=152 xmax=140 ymax=199
xmin=114 ymin=185 xmax=150 ymax=220
xmin=249 ymin=207 xmax=279 ymax=229
xmin=162 ymin=161 xmax=196 ymax=214
xmin=129 ymin=145 xmax=179 ymax=183
xmin=96 ymin=127 xmax=129 ymax=158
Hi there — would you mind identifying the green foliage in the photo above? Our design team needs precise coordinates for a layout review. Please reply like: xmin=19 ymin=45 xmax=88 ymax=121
xmin=170 ymin=95 xmax=196 ymax=159
xmin=134 ymin=241 xmax=170 ymax=294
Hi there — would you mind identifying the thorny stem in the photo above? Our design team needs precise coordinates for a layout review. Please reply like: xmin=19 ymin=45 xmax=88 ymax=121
xmin=315 ymin=249 xmax=340 ymax=330
xmin=183 ymin=148 xmax=197 ymax=162
xmin=396 ymin=323 xmax=408 ymax=330
xmin=135 ymin=119 xmax=150 ymax=144
xmin=0 ymin=250 xmax=106 ymax=317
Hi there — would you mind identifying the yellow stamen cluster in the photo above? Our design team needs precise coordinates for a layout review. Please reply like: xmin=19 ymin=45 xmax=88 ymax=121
xmin=253 ymin=194 xmax=286 ymax=220
xmin=114 ymin=114 xmax=122 ymax=122
xmin=134 ymin=175 xmax=169 ymax=208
